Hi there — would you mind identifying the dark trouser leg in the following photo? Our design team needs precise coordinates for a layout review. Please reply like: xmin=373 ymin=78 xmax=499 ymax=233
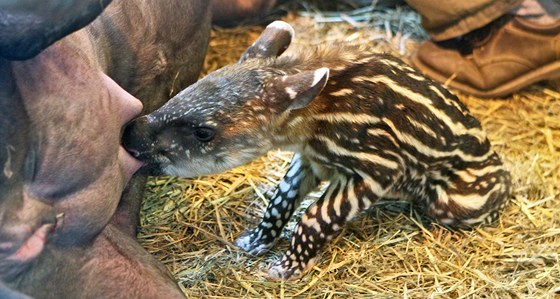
xmin=405 ymin=0 xmax=522 ymax=40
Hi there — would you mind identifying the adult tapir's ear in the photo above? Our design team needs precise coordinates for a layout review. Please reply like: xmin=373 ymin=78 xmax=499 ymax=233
xmin=266 ymin=68 xmax=330 ymax=112
xmin=238 ymin=21 xmax=295 ymax=63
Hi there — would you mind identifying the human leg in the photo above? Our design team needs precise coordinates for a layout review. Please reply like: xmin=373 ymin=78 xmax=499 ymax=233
xmin=410 ymin=0 xmax=560 ymax=98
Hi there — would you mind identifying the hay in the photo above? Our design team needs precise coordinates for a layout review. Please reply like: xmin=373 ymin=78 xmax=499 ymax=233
xmin=138 ymin=4 xmax=560 ymax=298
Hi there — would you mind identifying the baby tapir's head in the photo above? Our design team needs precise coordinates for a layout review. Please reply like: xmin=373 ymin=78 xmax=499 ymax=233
xmin=123 ymin=21 xmax=329 ymax=177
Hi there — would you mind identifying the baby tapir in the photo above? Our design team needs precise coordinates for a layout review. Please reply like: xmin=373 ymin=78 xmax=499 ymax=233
xmin=123 ymin=21 xmax=511 ymax=280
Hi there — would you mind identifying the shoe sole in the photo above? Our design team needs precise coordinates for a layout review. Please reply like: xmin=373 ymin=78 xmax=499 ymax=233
xmin=409 ymin=55 xmax=560 ymax=98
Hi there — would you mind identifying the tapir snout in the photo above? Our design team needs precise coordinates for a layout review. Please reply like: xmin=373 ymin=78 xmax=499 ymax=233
xmin=122 ymin=116 xmax=156 ymax=161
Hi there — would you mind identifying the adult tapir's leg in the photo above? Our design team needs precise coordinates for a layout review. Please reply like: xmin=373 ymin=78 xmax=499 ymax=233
xmin=81 ymin=224 xmax=185 ymax=298
xmin=110 ymin=173 xmax=148 ymax=237
xmin=0 ymin=0 xmax=113 ymax=60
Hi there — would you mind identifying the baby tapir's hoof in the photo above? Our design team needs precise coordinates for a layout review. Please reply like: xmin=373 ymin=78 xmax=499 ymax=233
xmin=235 ymin=228 xmax=277 ymax=255
xmin=268 ymin=253 xmax=317 ymax=281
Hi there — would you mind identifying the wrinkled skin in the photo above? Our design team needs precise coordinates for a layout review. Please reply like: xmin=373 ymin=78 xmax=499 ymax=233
xmin=0 ymin=0 xmax=277 ymax=297
xmin=0 ymin=0 xmax=212 ymax=298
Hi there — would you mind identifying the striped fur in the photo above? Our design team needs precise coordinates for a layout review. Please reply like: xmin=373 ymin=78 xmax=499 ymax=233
xmin=127 ymin=24 xmax=511 ymax=281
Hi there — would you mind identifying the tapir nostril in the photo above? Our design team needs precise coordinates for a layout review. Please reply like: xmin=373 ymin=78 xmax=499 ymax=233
xmin=128 ymin=149 xmax=141 ymax=158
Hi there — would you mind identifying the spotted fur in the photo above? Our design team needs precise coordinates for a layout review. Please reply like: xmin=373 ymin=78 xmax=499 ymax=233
xmin=123 ymin=21 xmax=511 ymax=281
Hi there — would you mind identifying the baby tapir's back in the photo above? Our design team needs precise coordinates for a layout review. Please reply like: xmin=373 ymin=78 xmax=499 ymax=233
xmin=287 ymin=50 xmax=510 ymax=227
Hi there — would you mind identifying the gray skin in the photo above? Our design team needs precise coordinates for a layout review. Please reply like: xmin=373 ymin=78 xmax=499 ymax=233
xmin=0 ymin=0 xmax=275 ymax=297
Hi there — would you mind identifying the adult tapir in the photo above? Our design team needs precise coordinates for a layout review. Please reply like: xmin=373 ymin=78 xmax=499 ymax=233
xmin=0 ymin=0 xmax=274 ymax=298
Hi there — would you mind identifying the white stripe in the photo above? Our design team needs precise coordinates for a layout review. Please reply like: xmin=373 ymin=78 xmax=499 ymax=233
xmin=382 ymin=118 xmax=493 ymax=162
xmin=378 ymin=58 xmax=416 ymax=72
xmin=449 ymin=183 xmax=503 ymax=210
xmin=329 ymin=88 xmax=354 ymax=97
xmin=345 ymin=177 xmax=360 ymax=221
xmin=405 ymin=115 xmax=439 ymax=139
xmin=406 ymin=72 xmax=426 ymax=81
xmin=466 ymin=164 xmax=504 ymax=177
xmin=320 ymin=182 xmax=337 ymax=224
xmin=315 ymin=135 xmax=400 ymax=170
xmin=312 ymin=113 xmax=380 ymax=125
xmin=352 ymin=75 xmax=486 ymax=140
xmin=428 ymin=85 xmax=466 ymax=113
xmin=332 ymin=176 xmax=347 ymax=217
xmin=367 ymin=128 xmax=399 ymax=147
xmin=354 ymin=169 xmax=386 ymax=196
xmin=455 ymin=165 xmax=503 ymax=184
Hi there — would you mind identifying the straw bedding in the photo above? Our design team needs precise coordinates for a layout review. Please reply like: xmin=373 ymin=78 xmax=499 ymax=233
xmin=138 ymin=3 xmax=560 ymax=298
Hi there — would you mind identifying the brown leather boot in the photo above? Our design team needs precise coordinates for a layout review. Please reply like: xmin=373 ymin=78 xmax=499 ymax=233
xmin=410 ymin=16 xmax=560 ymax=98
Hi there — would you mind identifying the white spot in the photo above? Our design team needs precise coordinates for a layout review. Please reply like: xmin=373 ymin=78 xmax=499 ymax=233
xmin=287 ymin=190 xmax=298 ymax=198
xmin=440 ymin=218 xmax=454 ymax=225
xmin=287 ymin=165 xmax=300 ymax=178
xmin=279 ymin=181 xmax=291 ymax=193
xmin=305 ymin=217 xmax=321 ymax=233
xmin=285 ymin=87 xmax=297 ymax=100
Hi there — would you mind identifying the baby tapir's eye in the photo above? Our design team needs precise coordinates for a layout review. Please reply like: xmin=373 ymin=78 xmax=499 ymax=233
xmin=193 ymin=127 xmax=216 ymax=142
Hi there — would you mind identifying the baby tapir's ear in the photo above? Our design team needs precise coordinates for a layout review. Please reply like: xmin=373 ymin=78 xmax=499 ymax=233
xmin=239 ymin=21 xmax=295 ymax=63
xmin=267 ymin=68 xmax=330 ymax=111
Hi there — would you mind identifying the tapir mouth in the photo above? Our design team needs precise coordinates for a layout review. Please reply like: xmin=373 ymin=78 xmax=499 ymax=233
xmin=119 ymin=146 xmax=145 ymax=181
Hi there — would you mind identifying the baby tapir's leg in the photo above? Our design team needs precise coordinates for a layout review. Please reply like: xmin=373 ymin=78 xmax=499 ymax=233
xmin=268 ymin=175 xmax=387 ymax=281
xmin=235 ymin=154 xmax=320 ymax=255
xmin=422 ymin=154 xmax=511 ymax=228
